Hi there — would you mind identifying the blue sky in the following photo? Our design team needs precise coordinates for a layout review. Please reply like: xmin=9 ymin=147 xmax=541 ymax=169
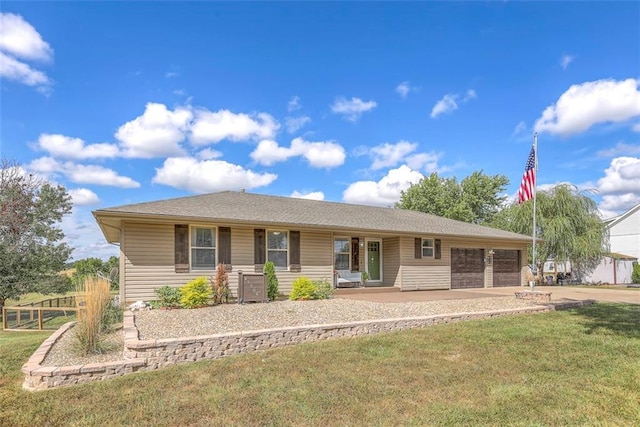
xmin=1 ymin=2 xmax=639 ymax=260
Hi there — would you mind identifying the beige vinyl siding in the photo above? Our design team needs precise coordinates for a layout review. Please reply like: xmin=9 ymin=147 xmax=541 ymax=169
xmin=122 ymin=222 xmax=334 ymax=302
xmin=382 ymin=237 xmax=400 ymax=287
xmin=399 ymin=236 xmax=450 ymax=290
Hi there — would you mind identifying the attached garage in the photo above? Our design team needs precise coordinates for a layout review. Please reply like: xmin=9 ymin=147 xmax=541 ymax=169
xmin=492 ymin=249 xmax=521 ymax=287
xmin=451 ymin=248 xmax=484 ymax=289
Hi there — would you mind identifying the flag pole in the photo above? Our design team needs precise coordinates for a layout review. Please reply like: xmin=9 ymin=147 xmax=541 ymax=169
xmin=532 ymin=132 xmax=538 ymax=287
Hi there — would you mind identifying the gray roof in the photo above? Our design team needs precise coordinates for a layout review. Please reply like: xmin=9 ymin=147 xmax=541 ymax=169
xmin=94 ymin=191 xmax=530 ymax=241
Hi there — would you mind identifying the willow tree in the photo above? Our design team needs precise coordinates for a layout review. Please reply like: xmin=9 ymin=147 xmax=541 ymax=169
xmin=490 ymin=184 xmax=608 ymax=278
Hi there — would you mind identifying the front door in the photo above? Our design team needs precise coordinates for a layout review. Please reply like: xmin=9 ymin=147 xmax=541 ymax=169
xmin=367 ymin=240 xmax=381 ymax=282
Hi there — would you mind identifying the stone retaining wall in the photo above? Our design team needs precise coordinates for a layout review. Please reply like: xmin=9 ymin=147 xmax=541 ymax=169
xmin=23 ymin=304 xmax=564 ymax=391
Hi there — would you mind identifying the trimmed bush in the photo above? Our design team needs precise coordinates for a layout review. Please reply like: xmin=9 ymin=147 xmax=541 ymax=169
xmin=313 ymin=278 xmax=334 ymax=300
xmin=264 ymin=261 xmax=279 ymax=301
xmin=154 ymin=285 xmax=181 ymax=308
xmin=289 ymin=277 xmax=334 ymax=300
xmin=632 ymin=263 xmax=640 ymax=284
xmin=289 ymin=276 xmax=316 ymax=300
xmin=180 ymin=277 xmax=212 ymax=308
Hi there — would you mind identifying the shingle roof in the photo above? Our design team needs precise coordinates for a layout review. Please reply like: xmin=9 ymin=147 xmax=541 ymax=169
xmin=94 ymin=191 xmax=531 ymax=241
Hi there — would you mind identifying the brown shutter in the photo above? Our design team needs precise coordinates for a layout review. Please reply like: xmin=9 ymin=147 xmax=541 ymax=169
xmin=175 ymin=225 xmax=189 ymax=273
xmin=219 ymin=227 xmax=231 ymax=270
xmin=351 ymin=237 xmax=359 ymax=271
xmin=290 ymin=231 xmax=301 ymax=272
xmin=415 ymin=238 xmax=422 ymax=259
xmin=435 ymin=239 xmax=442 ymax=260
xmin=254 ymin=229 xmax=265 ymax=272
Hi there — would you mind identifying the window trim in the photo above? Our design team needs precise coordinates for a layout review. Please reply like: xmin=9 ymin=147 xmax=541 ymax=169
xmin=190 ymin=225 xmax=217 ymax=270
xmin=334 ymin=236 xmax=351 ymax=270
xmin=421 ymin=238 xmax=435 ymax=259
xmin=267 ymin=229 xmax=289 ymax=270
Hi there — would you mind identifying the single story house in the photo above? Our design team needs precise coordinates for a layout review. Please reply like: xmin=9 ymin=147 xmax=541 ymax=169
xmin=93 ymin=191 xmax=532 ymax=303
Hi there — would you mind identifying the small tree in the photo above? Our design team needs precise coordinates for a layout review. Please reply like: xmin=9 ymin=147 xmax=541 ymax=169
xmin=264 ymin=261 xmax=279 ymax=301
xmin=211 ymin=263 xmax=231 ymax=304
xmin=0 ymin=158 xmax=73 ymax=308
xmin=632 ymin=263 xmax=640 ymax=284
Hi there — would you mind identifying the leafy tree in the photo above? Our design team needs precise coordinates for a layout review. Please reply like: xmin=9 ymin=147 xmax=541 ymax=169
xmin=490 ymin=184 xmax=608 ymax=278
xmin=397 ymin=171 xmax=509 ymax=224
xmin=632 ymin=263 xmax=640 ymax=284
xmin=0 ymin=158 xmax=73 ymax=307
xmin=72 ymin=256 xmax=119 ymax=290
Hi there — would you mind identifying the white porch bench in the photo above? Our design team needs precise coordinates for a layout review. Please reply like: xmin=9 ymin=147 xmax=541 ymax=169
xmin=335 ymin=270 xmax=363 ymax=288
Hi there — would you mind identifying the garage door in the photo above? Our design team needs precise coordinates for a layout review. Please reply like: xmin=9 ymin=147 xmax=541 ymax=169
xmin=493 ymin=250 xmax=521 ymax=287
xmin=451 ymin=248 xmax=484 ymax=289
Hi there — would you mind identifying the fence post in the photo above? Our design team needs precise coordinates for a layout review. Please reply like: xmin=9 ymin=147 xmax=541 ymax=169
xmin=38 ymin=309 xmax=43 ymax=330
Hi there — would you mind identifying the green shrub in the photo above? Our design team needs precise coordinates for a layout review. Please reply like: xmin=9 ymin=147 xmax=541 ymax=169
xmin=264 ymin=261 xmax=279 ymax=301
xmin=180 ymin=277 xmax=212 ymax=308
xmin=211 ymin=264 xmax=231 ymax=304
xmin=154 ymin=285 xmax=181 ymax=308
xmin=313 ymin=278 xmax=334 ymax=300
xmin=632 ymin=263 xmax=640 ymax=284
xmin=289 ymin=276 xmax=316 ymax=300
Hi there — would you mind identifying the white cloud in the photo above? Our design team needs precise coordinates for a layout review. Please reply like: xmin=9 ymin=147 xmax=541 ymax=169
xmin=512 ymin=121 xmax=528 ymax=136
xmin=288 ymin=96 xmax=301 ymax=112
xmin=27 ymin=157 xmax=140 ymax=188
xmin=534 ymin=78 xmax=640 ymax=136
xmin=405 ymin=152 xmax=443 ymax=173
xmin=396 ymin=81 xmax=416 ymax=99
xmin=0 ymin=13 xmax=53 ymax=92
xmin=250 ymin=137 xmax=345 ymax=168
xmin=597 ymin=156 xmax=640 ymax=195
xmin=115 ymin=102 xmax=192 ymax=158
xmin=599 ymin=193 xmax=640 ymax=216
xmin=0 ymin=51 xmax=50 ymax=87
xmin=35 ymin=133 xmax=119 ymax=159
xmin=165 ymin=71 xmax=179 ymax=78
xmin=197 ymin=148 xmax=223 ymax=160
xmin=560 ymin=54 xmax=575 ymax=70
xmin=68 ymin=188 xmax=100 ymax=206
xmin=431 ymin=94 xmax=458 ymax=118
xmin=190 ymin=109 xmax=279 ymax=145
xmin=431 ymin=89 xmax=477 ymax=119
xmin=342 ymin=165 xmax=423 ymax=207
xmin=0 ymin=13 xmax=53 ymax=61
xmin=290 ymin=190 xmax=325 ymax=201
xmin=596 ymin=142 xmax=640 ymax=158
xmin=369 ymin=141 xmax=418 ymax=170
xmin=633 ymin=123 xmax=640 ymax=132
xmin=285 ymin=115 xmax=311 ymax=133
xmin=152 ymin=157 xmax=277 ymax=193
xmin=331 ymin=97 xmax=377 ymax=122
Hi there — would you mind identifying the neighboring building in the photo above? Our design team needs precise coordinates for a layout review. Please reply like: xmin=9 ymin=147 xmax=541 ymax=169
xmin=577 ymin=253 xmax=638 ymax=285
xmin=93 ymin=191 xmax=532 ymax=303
xmin=605 ymin=202 xmax=640 ymax=260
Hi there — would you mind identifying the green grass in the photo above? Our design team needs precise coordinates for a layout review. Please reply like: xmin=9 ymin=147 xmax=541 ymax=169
xmin=1 ymin=303 xmax=639 ymax=426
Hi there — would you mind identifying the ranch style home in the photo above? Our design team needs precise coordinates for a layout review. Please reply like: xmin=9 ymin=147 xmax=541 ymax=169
xmin=93 ymin=191 xmax=532 ymax=303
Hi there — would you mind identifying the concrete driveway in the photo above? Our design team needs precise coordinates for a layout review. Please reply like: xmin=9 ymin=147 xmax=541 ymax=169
xmin=336 ymin=285 xmax=640 ymax=304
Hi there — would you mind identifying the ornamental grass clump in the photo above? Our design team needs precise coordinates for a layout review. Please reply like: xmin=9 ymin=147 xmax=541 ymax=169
xmin=211 ymin=264 xmax=231 ymax=304
xmin=180 ymin=277 xmax=212 ymax=308
xmin=74 ymin=276 xmax=113 ymax=355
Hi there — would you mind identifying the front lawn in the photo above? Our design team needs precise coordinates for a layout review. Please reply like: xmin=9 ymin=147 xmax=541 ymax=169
xmin=1 ymin=303 xmax=639 ymax=426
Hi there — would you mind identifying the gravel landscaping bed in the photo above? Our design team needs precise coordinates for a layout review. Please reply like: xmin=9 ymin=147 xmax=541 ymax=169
xmin=42 ymin=296 xmax=538 ymax=367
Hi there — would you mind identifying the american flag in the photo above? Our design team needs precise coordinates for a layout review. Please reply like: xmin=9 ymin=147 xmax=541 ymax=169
xmin=517 ymin=145 xmax=536 ymax=203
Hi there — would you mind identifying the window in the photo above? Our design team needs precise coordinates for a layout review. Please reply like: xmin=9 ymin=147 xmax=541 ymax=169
xmin=267 ymin=230 xmax=288 ymax=269
xmin=334 ymin=237 xmax=350 ymax=270
xmin=191 ymin=227 xmax=216 ymax=269
xmin=422 ymin=238 xmax=434 ymax=258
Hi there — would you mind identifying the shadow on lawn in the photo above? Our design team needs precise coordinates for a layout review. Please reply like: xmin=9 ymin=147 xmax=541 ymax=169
xmin=571 ymin=302 xmax=640 ymax=339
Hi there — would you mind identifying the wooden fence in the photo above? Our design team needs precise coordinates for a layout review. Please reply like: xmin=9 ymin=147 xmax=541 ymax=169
xmin=2 ymin=296 xmax=77 ymax=332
